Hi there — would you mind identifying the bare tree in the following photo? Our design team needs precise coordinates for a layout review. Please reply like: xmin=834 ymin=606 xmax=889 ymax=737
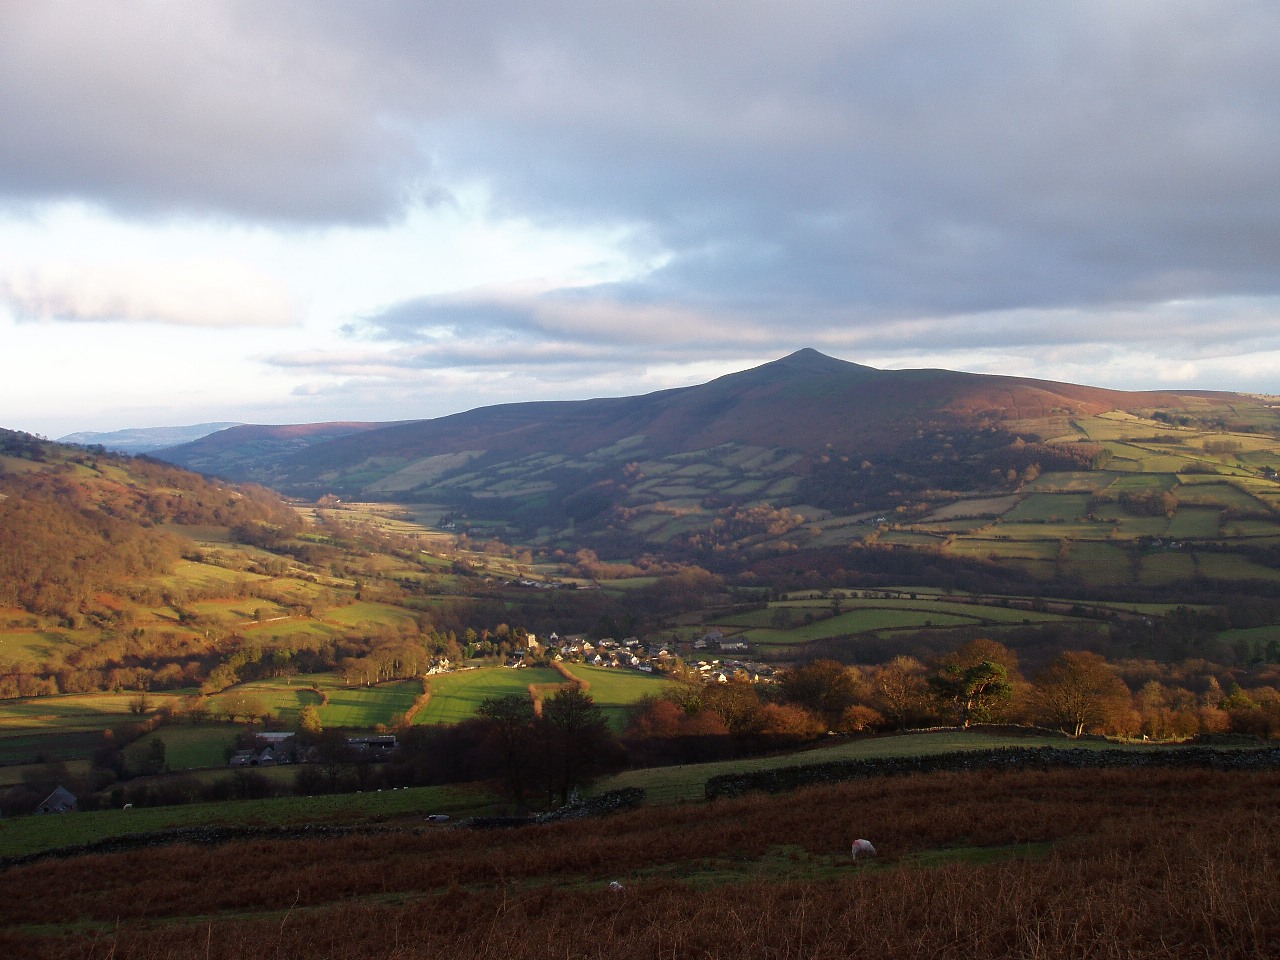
xmin=1032 ymin=651 xmax=1131 ymax=737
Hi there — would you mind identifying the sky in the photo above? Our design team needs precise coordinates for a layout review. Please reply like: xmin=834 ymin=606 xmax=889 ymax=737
xmin=4 ymin=1 xmax=1280 ymax=439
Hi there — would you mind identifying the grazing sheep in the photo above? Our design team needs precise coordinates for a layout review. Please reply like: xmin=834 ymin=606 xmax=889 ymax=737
xmin=851 ymin=838 xmax=877 ymax=861
xmin=608 ymin=881 xmax=624 ymax=892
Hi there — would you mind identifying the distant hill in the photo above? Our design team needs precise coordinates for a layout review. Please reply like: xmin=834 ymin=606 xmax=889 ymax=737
xmin=158 ymin=420 xmax=402 ymax=479
xmin=58 ymin=422 xmax=242 ymax=454
xmin=153 ymin=349 xmax=1280 ymax=559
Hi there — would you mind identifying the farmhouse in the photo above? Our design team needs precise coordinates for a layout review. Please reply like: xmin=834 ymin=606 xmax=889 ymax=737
xmin=35 ymin=785 xmax=77 ymax=814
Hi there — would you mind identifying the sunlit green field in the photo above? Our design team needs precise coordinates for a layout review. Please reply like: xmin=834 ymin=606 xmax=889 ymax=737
xmin=557 ymin=664 xmax=676 ymax=730
xmin=324 ymin=601 xmax=422 ymax=629
xmin=320 ymin=679 xmax=423 ymax=727
xmin=0 ymin=630 xmax=79 ymax=668
xmin=207 ymin=674 xmax=422 ymax=728
xmin=0 ymin=691 xmax=190 ymax=764
xmin=206 ymin=681 xmax=324 ymax=725
xmin=1164 ymin=507 xmax=1222 ymax=538
xmin=0 ymin=692 xmax=185 ymax=733
xmin=415 ymin=667 xmax=566 ymax=725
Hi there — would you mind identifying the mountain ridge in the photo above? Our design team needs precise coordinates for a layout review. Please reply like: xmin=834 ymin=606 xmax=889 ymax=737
xmin=153 ymin=350 xmax=1275 ymax=547
xmin=155 ymin=350 xmax=1253 ymax=471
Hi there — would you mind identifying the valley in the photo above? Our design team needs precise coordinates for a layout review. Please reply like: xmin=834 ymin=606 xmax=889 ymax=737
xmin=7 ymin=353 xmax=1280 ymax=956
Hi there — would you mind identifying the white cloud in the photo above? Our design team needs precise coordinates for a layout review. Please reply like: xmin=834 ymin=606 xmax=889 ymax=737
xmin=1 ymin=259 xmax=298 ymax=327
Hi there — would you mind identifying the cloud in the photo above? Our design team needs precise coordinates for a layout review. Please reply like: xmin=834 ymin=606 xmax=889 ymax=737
xmin=1 ymin=259 xmax=298 ymax=327
xmin=347 ymin=280 xmax=752 ymax=349
xmin=0 ymin=2 xmax=441 ymax=224
xmin=6 ymin=0 xmax=1280 ymax=424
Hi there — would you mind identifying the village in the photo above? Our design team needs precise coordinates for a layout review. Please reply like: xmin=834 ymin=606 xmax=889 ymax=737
xmin=499 ymin=630 xmax=776 ymax=686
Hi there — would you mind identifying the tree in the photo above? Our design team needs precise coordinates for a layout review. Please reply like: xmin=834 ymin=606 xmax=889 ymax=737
xmin=477 ymin=694 xmax=537 ymax=810
xmin=775 ymin=659 xmax=863 ymax=729
xmin=298 ymin=703 xmax=323 ymax=736
xmin=701 ymin=679 xmax=766 ymax=737
xmin=142 ymin=737 xmax=167 ymax=775
xmin=871 ymin=656 xmax=930 ymax=729
xmin=1031 ymin=651 xmax=1131 ymax=737
xmin=929 ymin=660 xmax=1013 ymax=728
xmin=534 ymin=688 xmax=617 ymax=807
xmin=314 ymin=728 xmax=353 ymax=793
xmin=758 ymin=702 xmax=825 ymax=744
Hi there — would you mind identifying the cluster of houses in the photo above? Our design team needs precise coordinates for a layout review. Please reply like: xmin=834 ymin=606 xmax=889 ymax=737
xmin=501 ymin=631 xmax=774 ymax=684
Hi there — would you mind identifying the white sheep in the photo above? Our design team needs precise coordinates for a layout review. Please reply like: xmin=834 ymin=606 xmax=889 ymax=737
xmin=608 ymin=880 xmax=624 ymax=892
xmin=851 ymin=838 xmax=877 ymax=861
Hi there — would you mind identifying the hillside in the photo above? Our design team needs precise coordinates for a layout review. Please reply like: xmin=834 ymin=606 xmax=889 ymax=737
xmin=154 ymin=350 xmax=1280 ymax=574
xmin=162 ymin=350 xmax=1250 ymax=490
xmin=0 ymin=429 xmax=574 ymax=704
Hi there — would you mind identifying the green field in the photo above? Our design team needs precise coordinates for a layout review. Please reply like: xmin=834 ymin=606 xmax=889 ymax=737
xmin=320 ymin=679 xmax=424 ymax=727
xmin=1194 ymin=552 xmax=1280 ymax=582
xmin=1164 ymin=507 xmax=1222 ymax=538
xmin=0 ymin=630 xmax=78 ymax=668
xmin=0 ymin=728 xmax=1174 ymax=860
xmin=324 ymin=601 xmax=423 ymax=629
xmin=207 ymin=681 xmax=325 ymax=725
xmin=592 ymin=728 xmax=1157 ymax=804
xmin=0 ymin=782 xmax=492 ymax=859
xmin=0 ymin=692 xmax=185 ymax=734
xmin=1058 ymin=541 xmax=1133 ymax=583
xmin=1138 ymin=551 xmax=1199 ymax=586
xmin=125 ymin=723 xmax=238 ymax=771
xmin=737 ymin=608 xmax=982 ymax=647
xmin=207 ymin=675 xmax=422 ymax=728
xmin=1003 ymin=493 xmax=1093 ymax=522
xmin=415 ymin=667 xmax=566 ymax=725
xmin=557 ymin=664 xmax=677 ymax=730
xmin=0 ymin=691 xmax=191 ymax=764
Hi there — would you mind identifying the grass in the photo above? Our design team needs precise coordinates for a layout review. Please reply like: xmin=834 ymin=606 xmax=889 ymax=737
xmin=594 ymin=728 xmax=1143 ymax=804
xmin=1057 ymin=541 xmax=1133 ymax=583
xmin=323 ymin=601 xmax=424 ymax=628
xmin=1164 ymin=506 xmax=1223 ymax=538
xmin=0 ymin=630 xmax=78 ymax=668
xmin=1195 ymin=552 xmax=1280 ymax=582
xmin=1003 ymin=493 xmax=1093 ymax=521
xmin=0 ymin=781 xmax=494 ymax=859
xmin=555 ymin=664 xmax=676 ymax=730
xmin=415 ymin=667 xmax=566 ymax=725
xmin=124 ymin=724 xmax=238 ymax=771
xmin=0 ymin=692 xmax=184 ymax=733
xmin=207 ymin=682 xmax=324 ymax=725
xmin=320 ymin=679 xmax=423 ymax=727
xmin=1138 ymin=550 xmax=1199 ymax=585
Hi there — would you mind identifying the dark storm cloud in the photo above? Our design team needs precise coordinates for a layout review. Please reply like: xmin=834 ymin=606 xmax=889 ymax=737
xmin=6 ymin=1 xmax=1280 ymax=368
